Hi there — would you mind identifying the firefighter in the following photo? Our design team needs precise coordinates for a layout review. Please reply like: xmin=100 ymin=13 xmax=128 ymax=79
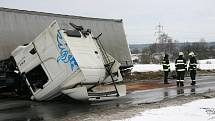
xmin=175 ymin=52 xmax=187 ymax=87
xmin=188 ymin=52 xmax=197 ymax=85
xmin=162 ymin=54 xmax=170 ymax=84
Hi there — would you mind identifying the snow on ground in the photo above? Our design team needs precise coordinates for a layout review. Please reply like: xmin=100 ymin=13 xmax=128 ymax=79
xmin=115 ymin=98 xmax=215 ymax=121
xmin=198 ymin=59 xmax=215 ymax=70
xmin=131 ymin=64 xmax=162 ymax=72
xmin=131 ymin=63 xmax=175 ymax=72
xmin=198 ymin=59 xmax=215 ymax=64
xmin=132 ymin=59 xmax=215 ymax=72
xmin=198 ymin=64 xmax=215 ymax=70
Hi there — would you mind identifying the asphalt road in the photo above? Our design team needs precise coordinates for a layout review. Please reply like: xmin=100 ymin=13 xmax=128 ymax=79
xmin=0 ymin=76 xmax=215 ymax=121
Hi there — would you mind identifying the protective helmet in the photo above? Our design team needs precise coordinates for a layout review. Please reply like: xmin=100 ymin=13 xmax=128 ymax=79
xmin=179 ymin=52 xmax=184 ymax=56
xmin=164 ymin=53 xmax=169 ymax=58
xmin=189 ymin=52 xmax=195 ymax=56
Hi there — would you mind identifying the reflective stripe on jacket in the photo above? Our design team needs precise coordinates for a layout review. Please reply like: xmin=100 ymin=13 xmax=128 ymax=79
xmin=162 ymin=58 xmax=170 ymax=72
xmin=175 ymin=57 xmax=186 ymax=72
xmin=189 ymin=57 xmax=197 ymax=71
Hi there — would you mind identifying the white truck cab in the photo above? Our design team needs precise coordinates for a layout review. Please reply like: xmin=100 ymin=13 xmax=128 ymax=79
xmin=11 ymin=21 xmax=126 ymax=101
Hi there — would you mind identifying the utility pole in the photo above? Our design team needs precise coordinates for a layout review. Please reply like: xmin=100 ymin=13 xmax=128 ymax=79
xmin=155 ymin=23 xmax=164 ymax=43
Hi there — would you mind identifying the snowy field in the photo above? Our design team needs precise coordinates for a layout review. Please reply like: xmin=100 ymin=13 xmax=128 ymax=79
xmin=132 ymin=59 xmax=215 ymax=72
xmin=115 ymin=98 xmax=215 ymax=121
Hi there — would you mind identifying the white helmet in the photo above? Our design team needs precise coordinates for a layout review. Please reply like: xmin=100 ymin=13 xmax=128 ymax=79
xmin=189 ymin=52 xmax=195 ymax=56
xmin=179 ymin=52 xmax=184 ymax=56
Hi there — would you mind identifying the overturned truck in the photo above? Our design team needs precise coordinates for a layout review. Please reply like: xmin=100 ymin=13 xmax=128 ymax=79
xmin=0 ymin=21 xmax=126 ymax=101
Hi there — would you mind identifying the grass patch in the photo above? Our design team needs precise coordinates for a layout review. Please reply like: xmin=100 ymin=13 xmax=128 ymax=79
xmin=126 ymin=71 xmax=163 ymax=81
xmin=124 ymin=70 xmax=215 ymax=81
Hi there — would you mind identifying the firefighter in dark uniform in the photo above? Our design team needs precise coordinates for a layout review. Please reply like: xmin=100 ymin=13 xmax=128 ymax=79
xmin=188 ymin=52 xmax=197 ymax=85
xmin=162 ymin=54 xmax=170 ymax=84
xmin=175 ymin=52 xmax=187 ymax=87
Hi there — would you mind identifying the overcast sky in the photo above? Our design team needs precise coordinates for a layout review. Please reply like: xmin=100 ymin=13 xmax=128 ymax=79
xmin=0 ymin=0 xmax=215 ymax=44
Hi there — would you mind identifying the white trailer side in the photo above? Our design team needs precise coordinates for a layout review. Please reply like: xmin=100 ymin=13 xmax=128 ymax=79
xmin=0 ymin=7 xmax=132 ymax=69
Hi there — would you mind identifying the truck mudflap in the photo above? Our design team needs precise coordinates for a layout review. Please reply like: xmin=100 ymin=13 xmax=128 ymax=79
xmin=62 ymin=85 xmax=126 ymax=101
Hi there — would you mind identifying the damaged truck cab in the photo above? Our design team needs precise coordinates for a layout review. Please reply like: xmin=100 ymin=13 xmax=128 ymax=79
xmin=11 ymin=21 xmax=126 ymax=101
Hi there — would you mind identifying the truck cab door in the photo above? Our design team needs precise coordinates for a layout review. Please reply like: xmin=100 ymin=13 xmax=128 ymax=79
xmin=32 ymin=25 xmax=67 ymax=88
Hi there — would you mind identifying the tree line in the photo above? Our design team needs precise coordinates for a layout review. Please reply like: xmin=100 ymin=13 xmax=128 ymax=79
xmin=131 ymin=34 xmax=215 ymax=64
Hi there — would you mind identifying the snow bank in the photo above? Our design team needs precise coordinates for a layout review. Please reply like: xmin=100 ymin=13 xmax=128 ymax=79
xmin=132 ymin=59 xmax=215 ymax=72
xmin=131 ymin=63 xmax=176 ymax=72
xmin=198 ymin=59 xmax=215 ymax=64
xmin=197 ymin=59 xmax=215 ymax=70
xmin=131 ymin=64 xmax=162 ymax=72
xmin=198 ymin=64 xmax=215 ymax=70
xmin=115 ymin=98 xmax=215 ymax=121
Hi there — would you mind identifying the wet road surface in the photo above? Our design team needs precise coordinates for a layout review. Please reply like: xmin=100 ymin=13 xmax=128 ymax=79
xmin=0 ymin=76 xmax=215 ymax=121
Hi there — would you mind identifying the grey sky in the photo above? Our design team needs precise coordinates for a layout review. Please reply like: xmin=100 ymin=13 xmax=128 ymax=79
xmin=0 ymin=0 xmax=215 ymax=44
